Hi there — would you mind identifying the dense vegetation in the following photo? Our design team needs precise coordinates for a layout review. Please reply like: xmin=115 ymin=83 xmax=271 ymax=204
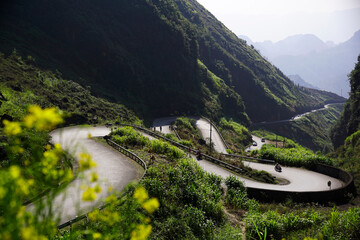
xmin=258 ymin=143 xmax=332 ymax=168
xmin=246 ymin=206 xmax=360 ymax=240
xmin=331 ymin=55 xmax=360 ymax=193
xmin=0 ymin=0 xmax=344 ymax=123
xmin=331 ymin=55 xmax=360 ymax=148
xmin=108 ymin=126 xmax=244 ymax=239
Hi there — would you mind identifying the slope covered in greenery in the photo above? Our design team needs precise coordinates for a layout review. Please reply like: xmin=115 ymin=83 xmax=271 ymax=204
xmin=0 ymin=52 xmax=139 ymax=125
xmin=331 ymin=55 xmax=360 ymax=148
xmin=331 ymin=55 xmax=360 ymax=192
xmin=0 ymin=0 xmax=344 ymax=124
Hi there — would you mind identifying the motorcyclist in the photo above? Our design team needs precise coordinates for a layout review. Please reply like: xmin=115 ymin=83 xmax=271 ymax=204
xmin=196 ymin=150 xmax=202 ymax=160
xmin=275 ymin=163 xmax=282 ymax=172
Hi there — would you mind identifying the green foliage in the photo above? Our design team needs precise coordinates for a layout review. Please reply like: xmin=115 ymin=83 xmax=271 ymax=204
xmin=176 ymin=117 xmax=197 ymax=132
xmin=173 ymin=117 xmax=204 ymax=149
xmin=331 ymin=55 xmax=360 ymax=148
xmin=111 ymin=126 xmax=185 ymax=160
xmin=112 ymin=127 xmax=149 ymax=147
xmin=224 ymin=176 xmax=248 ymax=209
xmin=331 ymin=130 xmax=360 ymax=192
xmin=258 ymin=144 xmax=332 ymax=168
xmin=60 ymin=185 xmax=160 ymax=240
xmin=142 ymin=158 xmax=225 ymax=239
xmin=246 ymin=207 xmax=360 ymax=240
xmin=150 ymin=140 xmax=185 ymax=160
xmin=0 ymin=106 xmax=73 ymax=239
xmin=212 ymin=223 xmax=243 ymax=240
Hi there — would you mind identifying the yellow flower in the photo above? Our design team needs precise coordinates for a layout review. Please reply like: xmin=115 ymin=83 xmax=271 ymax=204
xmin=21 ymin=227 xmax=35 ymax=240
xmin=79 ymin=153 xmax=97 ymax=170
xmin=88 ymin=133 xmax=92 ymax=138
xmin=9 ymin=165 xmax=21 ymax=179
xmin=82 ymin=187 xmax=97 ymax=201
xmin=130 ymin=224 xmax=152 ymax=240
xmin=142 ymin=198 xmax=160 ymax=214
xmin=23 ymin=105 xmax=63 ymax=131
xmin=133 ymin=186 xmax=148 ymax=203
xmin=93 ymin=233 xmax=102 ymax=239
xmin=3 ymin=120 xmax=22 ymax=136
xmin=43 ymin=150 xmax=59 ymax=166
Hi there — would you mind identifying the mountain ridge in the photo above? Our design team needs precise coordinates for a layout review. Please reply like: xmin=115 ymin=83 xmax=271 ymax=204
xmin=242 ymin=30 xmax=360 ymax=96
xmin=0 ymin=0 xmax=345 ymax=124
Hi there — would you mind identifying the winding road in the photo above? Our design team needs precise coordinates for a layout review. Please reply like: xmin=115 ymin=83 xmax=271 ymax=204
xmin=28 ymin=110 xmax=345 ymax=226
xmin=27 ymin=126 xmax=142 ymax=226
xmin=153 ymin=117 xmax=344 ymax=192
xmin=252 ymin=103 xmax=343 ymax=126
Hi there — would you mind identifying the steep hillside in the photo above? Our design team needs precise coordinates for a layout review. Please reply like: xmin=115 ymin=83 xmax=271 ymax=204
xmin=331 ymin=55 xmax=360 ymax=148
xmin=0 ymin=0 xmax=343 ymax=123
xmin=0 ymin=52 xmax=139 ymax=125
xmin=331 ymin=55 xmax=360 ymax=192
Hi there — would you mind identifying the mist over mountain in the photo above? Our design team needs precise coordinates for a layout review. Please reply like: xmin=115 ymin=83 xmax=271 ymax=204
xmin=0 ymin=0 xmax=344 ymax=124
xmin=288 ymin=75 xmax=319 ymax=90
xmin=241 ymin=30 xmax=360 ymax=97
xmin=248 ymin=34 xmax=329 ymax=59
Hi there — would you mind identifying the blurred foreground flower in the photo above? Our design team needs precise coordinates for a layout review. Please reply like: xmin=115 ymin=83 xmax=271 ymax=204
xmin=24 ymin=105 xmax=63 ymax=131
xmin=3 ymin=120 xmax=22 ymax=135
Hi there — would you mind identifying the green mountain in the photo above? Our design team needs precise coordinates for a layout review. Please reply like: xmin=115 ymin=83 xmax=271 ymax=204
xmin=0 ymin=0 xmax=344 ymax=124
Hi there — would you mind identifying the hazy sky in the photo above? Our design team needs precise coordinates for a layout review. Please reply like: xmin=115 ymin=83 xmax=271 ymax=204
xmin=196 ymin=0 xmax=360 ymax=43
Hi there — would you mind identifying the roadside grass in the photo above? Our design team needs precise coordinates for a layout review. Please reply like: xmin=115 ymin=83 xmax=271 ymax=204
xmin=219 ymin=118 xmax=252 ymax=154
xmin=245 ymin=207 xmax=360 ymax=240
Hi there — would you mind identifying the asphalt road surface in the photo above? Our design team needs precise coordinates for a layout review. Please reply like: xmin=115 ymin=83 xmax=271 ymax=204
xmin=27 ymin=126 xmax=141 ymax=225
xmin=246 ymin=135 xmax=266 ymax=151
xmin=195 ymin=118 xmax=228 ymax=154
xmin=196 ymin=158 xmax=343 ymax=191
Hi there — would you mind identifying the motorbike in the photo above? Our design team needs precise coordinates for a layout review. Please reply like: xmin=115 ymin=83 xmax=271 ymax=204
xmin=196 ymin=151 xmax=202 ymax=160
xmin=274 ymin=164 xmax=282 ymax=173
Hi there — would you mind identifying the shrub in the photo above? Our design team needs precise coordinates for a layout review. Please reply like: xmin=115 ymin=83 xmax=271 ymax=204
xmin=259 ymin=144 xmax=332 ymax=168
